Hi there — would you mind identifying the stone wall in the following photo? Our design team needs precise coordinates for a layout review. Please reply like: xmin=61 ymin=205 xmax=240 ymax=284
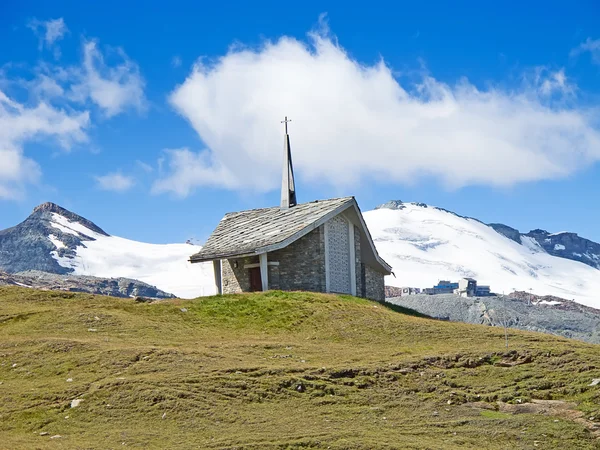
xmin=364 ymin=264 xmax=385 ymax=302
xmin=268 ymin=226 xmax=326 ymax=292
xmin=221 ymin=256 xmax=256 ymax=294
xmin=220 ymin=226 xmax=326 ymax=294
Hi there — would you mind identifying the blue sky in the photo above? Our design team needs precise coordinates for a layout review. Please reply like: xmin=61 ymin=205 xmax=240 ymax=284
xmin=1 ymin=1 xmax=600 ymax=243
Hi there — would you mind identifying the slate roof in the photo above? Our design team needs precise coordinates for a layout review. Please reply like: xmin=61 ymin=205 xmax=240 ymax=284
xmin=190 ymin=197 xmax=355 ymax=263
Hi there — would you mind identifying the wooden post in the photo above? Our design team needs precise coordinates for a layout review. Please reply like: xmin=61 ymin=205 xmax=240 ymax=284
xmin=259 ymin=253 xmax=269 ymax=292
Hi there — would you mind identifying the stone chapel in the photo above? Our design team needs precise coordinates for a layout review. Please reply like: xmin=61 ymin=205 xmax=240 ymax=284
xmin=189 ymin=118 xmax=391 ymax=301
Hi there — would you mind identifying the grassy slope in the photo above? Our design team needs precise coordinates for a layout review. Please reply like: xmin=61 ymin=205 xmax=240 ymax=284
xmin=1 ymin=287 xmax=600 ymax=449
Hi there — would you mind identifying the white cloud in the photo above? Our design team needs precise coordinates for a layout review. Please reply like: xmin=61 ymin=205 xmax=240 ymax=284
xmin=0 ymin=90 xmax=89 ymax=199
xmin=571 ymin=38 xmax=600 ymax=65
xmin=155 ymin=28 xmax=600 ymax=197
xmin=0 ymin=32 xmax=143 ymax=200
xmin=94 ymin=172 xmax=135 ymax=192
xmin=530 ymin=67 xmax=575 ymax=97
xmin=152 ymin=148 xmax=237 ymax=196
xmin=71 ymin=40 xmax=146 ymax=117
xmin=28 ymin=18 xmax=68 ymax=58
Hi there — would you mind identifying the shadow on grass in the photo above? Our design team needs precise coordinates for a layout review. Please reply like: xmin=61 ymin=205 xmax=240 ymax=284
xmin=380 ymin=300 xmax=435 ymax=319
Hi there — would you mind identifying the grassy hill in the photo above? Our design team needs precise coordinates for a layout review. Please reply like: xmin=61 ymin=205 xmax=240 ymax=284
xmin=1 ymin=287 xmax=600 ymax=449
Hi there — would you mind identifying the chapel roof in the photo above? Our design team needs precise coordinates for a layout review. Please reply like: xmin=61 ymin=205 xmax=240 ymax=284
xmin=190 ymin=197 xmax=354 ymax=263
xmin=191 ymin=198 xmax=391 ymax=273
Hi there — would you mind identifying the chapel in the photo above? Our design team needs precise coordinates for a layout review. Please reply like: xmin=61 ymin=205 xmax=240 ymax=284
xmin=189 ymin=118 xmax=391 ymax=301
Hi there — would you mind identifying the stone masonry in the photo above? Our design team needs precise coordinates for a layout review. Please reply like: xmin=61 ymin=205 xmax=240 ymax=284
xmin=219 ymin=216 xmax=386 ymax=301
xmin=365 ymin=264 xmax=385 ymax=301
xmin=268 ymin=226 xmax=326 ymax=292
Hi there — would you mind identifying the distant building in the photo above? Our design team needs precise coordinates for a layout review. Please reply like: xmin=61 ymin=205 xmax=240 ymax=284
xmin=399 ymin=287 xmax=421 ymax=296
xmin=424 ymin=280 xmax=459 ymax=295
xmin=454 ymin=277 xmax=477 ymax=297
xmin=423 ymin=277 xmax=492 ymax=297
xmin=435 ymin=280 xmax=459 ymax=291
xmin=475 ymin=285 xmax=491 ymax=296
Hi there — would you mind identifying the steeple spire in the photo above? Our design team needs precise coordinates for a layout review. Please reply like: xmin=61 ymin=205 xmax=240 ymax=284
xmin=280 ymin=116 xmax=297 ymax=209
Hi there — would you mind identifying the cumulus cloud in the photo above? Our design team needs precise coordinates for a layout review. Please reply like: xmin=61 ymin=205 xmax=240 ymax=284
xmin=0 ymin=90 xmax=89 ymax=199
xmin=94 ymin=172 xmax=135 ymax=192
xmin=571 ymin=38 xmax=600 ymax=65
xmin=154 ymin=28 xmax=600 ymax=197
xmin=28 ymin=18 xmax=68 ymax=58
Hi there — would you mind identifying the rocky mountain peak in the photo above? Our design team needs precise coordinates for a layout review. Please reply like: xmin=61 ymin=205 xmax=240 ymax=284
xmin=30 ymin=202 xmax=109 ymax=237
xmin=375 ymin=200 xmax=406 ymax=210
xmin=33 ymin=202 xmax=70 ymax=215
xmin=0 ymin=202 xmax=110 ymax=275
xmin=528 ymin=228 xmax=550 ymax=235
xmin=488 ymin=223 xmax=522 ymax=244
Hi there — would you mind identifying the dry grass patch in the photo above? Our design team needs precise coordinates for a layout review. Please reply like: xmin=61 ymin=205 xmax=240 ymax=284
xmin=0 ymin=287 xmax=600 ymax=448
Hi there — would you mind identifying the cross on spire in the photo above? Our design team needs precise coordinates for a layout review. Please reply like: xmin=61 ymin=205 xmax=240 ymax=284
xmin=281 ymin=116 xmax=292 ymax=135
xmin=280 ymin=115 xmax=297 ymax=209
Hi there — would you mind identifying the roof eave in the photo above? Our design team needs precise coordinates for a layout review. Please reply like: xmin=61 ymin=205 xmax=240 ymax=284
xmin=189 ymin=250 xmax=258 ymax=263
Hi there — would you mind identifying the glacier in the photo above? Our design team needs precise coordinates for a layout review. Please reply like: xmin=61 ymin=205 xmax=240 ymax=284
xmin=364 ymin=202 xmax=600 ymax=308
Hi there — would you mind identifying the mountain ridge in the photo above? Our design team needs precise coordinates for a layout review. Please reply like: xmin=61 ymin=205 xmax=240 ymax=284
xmin=0 ymin=202 xmax=214 ymax=298
xmin=376 ymin=199 xmax=600 ymax=271
xmin=2 ymin=200 xmax=600 ymax=303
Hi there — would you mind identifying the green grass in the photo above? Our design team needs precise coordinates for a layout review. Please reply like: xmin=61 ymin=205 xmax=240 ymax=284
xmin=1 ymin=287 xmax=600 ymax=449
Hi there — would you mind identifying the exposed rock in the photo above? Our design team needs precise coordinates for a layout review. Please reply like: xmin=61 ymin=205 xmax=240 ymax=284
xmin=0 ymin=270 xmax=175 ymax=299
xmin=0 ymin=202 xmax=107 ymax=274
xmin=488 ymin=223 xmax=521 ymax=244
xmin=374 ymin=200 xmax=406 ymax=210
xmin=386 ymin=293 xmax=600 ymax=344
xmin=384 ymin=286 xmax=404 ymax=298
xmin=525 ymin=229 xmax=600 ymax=270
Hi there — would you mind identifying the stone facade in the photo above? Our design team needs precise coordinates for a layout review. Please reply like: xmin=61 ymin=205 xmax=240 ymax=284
xmin=221 ymin=227 xmax=326 ymax=294
xmin=219 ymin=215 xmax=385 ymax=301
xmin=268 ymin=226 xmax=326 ymax=292
xmin=221 ymin=256 xmax=253 ymax=294
xmin=364 ymin=264 xmax=385 ymax=302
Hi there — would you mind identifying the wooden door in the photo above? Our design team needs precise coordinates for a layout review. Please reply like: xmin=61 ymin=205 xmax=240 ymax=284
xmin=249 ymin=267 xmax=262 ymax=292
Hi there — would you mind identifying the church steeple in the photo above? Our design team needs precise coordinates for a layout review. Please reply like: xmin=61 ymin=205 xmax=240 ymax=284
xmin=280 ymin=116 xmax=297 ymax=209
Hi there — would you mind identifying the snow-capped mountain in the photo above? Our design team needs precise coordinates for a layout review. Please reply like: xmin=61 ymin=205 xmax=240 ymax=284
xmin=3 ymin=200 xmax=600 ymax=306
xmin=0 ymin=203 xmax=215 ymax=298
xmin=491 ymin=225 xmax=600 ymax=270
xmin=364 ymin=200 xmax=600 ymax=308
